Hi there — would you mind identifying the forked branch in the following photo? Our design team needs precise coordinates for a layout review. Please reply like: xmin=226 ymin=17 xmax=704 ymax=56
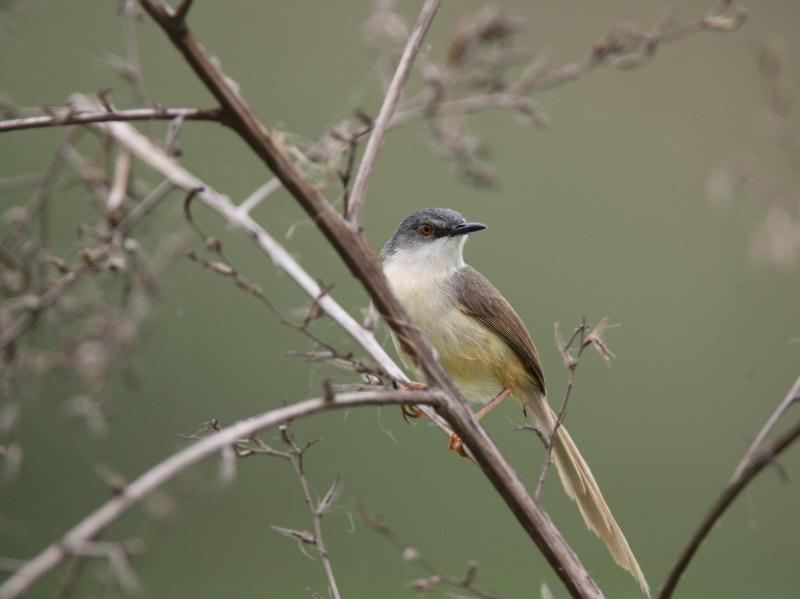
xmin=0 ymin=391 xmax=444 ymax=599
xmin=658 ymin=375 xmax=800 ymax=598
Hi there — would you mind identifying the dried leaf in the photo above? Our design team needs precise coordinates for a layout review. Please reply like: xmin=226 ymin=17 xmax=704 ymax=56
xmin=316 ymin=474 xmax=342 ymax=515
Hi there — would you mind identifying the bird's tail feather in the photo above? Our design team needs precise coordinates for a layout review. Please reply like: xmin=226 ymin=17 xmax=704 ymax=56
xmin=523 ymin=390 xmax=650 ymax=597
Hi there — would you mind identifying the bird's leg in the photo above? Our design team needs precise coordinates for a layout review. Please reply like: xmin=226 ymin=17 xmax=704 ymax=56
xmin=449 ymin=387 xmax=513 ymax=457
xmin=399 ymin=381 xmax=428 ymax=422
xmin=475 ymin=387 xmax=513 ymax=419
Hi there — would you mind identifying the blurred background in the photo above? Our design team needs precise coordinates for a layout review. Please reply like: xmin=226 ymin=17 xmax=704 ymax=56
xmin=1 ymin=0 xmax=799 ymax=597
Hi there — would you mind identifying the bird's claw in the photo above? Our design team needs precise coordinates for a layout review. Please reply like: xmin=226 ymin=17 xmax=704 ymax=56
xmin=399 ymin=382 xmax=428 ymax=423
xmin=401 ymin=403 xmax=424 ymax=423
xmin=399 ymin=382 xmax=427 ymax=423
xmin=448 ymin=432 xmax=470 ymax=458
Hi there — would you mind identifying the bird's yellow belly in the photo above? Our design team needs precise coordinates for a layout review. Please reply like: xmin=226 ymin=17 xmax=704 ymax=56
xmin=390 ymin=282 xmax=522 ymax=405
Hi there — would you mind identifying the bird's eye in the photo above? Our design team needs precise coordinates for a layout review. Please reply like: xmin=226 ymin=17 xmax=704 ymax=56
xmin=418 ymin=223 xmax=434 ymax=236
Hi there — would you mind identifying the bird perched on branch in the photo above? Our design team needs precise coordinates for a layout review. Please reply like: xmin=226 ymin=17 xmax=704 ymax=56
xmin=381 ymin=207 xmax=649 ymax=596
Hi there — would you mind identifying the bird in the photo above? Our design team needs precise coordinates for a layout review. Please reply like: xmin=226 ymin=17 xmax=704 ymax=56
xmin=381 ymin=207 xmax=649 ymax=596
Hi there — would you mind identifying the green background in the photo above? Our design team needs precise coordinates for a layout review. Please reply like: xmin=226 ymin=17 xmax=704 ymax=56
xmin=2 ymin=1 xmax=799 ymax=598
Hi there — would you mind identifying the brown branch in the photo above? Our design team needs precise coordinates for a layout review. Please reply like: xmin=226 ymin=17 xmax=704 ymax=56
xmin=345 ymin=0 xmax=441 ymax=224
xmin=136 ymin=3 xmax=606 ymax=596
xmin=0 ymin=390 xmax=445 ymax=599
xmin=0 ymin=107 xmax=221 ymax=133
xmin=658 ymin=376 xmax=800 ymax=599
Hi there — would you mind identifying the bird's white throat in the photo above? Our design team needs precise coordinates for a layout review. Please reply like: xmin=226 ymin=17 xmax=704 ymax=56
xmin=382 ymin=236 xmax=467 ymax=290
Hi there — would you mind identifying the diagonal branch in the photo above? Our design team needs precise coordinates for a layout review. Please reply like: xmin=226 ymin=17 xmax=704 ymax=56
xmin=729 ymin=373 xmax=800 ymax=482
xmin=658 ymin=376 xmax=800 ymax=599
xmin=344 ymin=0 xmax=441 ymax=224
xmin=0 ymin=390 xmax=445 ymax=599
xmin=137 ymin=3 xmax=605 ymax=597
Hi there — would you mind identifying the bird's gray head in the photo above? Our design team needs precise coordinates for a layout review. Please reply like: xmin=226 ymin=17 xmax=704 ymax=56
xmin=381 ymin=208 xmax=487 ymax=268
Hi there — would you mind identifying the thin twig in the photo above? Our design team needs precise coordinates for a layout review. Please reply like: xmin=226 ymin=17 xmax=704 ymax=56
xmin=0 ymin=263 xmax=91 ymax=351
xmin=253 ymin=427 xmax=343 ymax=599
xmin=112 ymin=179 xmax=176 ymax=240
xmin=173 ymin=0 xmax=195 ymax=25
xmin=186 ymin=247 xmax=392 ymax=384
xmin=0 ymin=107 xmax=222 ymax=133
xmin=236 ymin=177 xmax=282 ymax=215
xmin=2 ymin=127 xmax=79 ymax=257
xmin=345 ymin=0 xmax=441 ymax=225
xmin=121 ymin=0 xmax=148 ymax=110
xmin=730 ymin=373 xmax=800 ymax=482
xmin=76 ymin=100 xmax=421 ymax=383
xmin=0 ymin=390 xmax=444 ymax=599
xmin=358 ymin=504 xmax=502 ymax=599
xmin=533 ymin=319 xmax=590 ymax=501
xmin=658 ymin=377 xmax=800 ymax=599
xmin=106 ymin=149 xmax=132 ymax=215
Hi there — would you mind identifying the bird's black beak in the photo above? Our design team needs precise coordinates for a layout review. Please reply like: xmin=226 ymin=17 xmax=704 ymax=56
xmin=448 ymin=222 xmax=487 ymax=237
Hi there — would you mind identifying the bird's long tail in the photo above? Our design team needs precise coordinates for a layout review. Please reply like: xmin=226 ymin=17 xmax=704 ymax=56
xmin=522 ymin=389 xmax=650 ymax=597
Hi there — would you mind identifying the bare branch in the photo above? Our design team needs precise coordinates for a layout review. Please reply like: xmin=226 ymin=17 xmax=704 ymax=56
xmin=106 ymin=148 xmax=132 ymax=214
xmin=534 ymin=318 xmax=604 ymax=502
xmin=134 ymin=4 xmax=610 ymax=595
xmin=71 ymin=95 xmax=454 ymax=437
xmin=0 ymin=107 xmax=221 ymax=133
xmin=730 ymin=373 xmax=800 ymax=482
xmin=236 ymin=177 xmax=282 ymax=215
xmin=173 ymin=0 xmax=195 ymax=26
xmin=258 ymin=427 xmax=343 ymax=599
xmin=0 ymin=390 xmax=444 ymax=599
xmin=358 ymin=504 xmax=502 ymax=599
xmin=120 ymin=0 xmax=148 ymax=109
xmin=345 ymin=0 xmax=441 ymax=224
xmin=0 ymin=263 xmax=91 ymax=351
xmin=658 ymin=376 xmax=800 ymax=599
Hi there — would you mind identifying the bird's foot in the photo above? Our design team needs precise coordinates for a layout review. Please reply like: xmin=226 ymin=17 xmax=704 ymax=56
xmin=448 ymin=432 xmax=470 ymax=458
xmin=401 ymin=403 xmax=424 ymax=422
xmin=400 ymin=382 xmax=427 ymax=423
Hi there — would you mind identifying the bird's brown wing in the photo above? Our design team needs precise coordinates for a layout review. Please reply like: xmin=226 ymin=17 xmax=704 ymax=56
xmin=452 ymin=266 xmax=546 ymax=394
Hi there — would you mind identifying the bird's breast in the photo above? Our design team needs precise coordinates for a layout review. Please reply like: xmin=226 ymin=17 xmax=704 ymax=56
xmin=384 ymin=263 xmax=522 ymax=405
